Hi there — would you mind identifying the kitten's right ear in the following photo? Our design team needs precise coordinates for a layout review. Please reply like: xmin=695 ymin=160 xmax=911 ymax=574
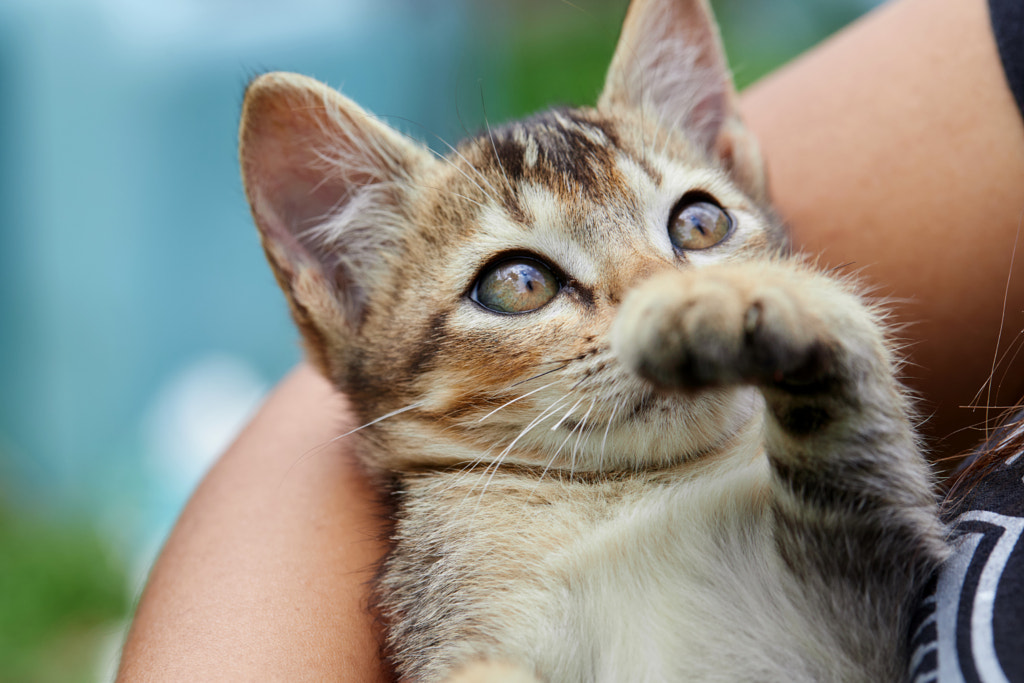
xmin=599 ymin=0 xmax=767 ymax=201
xmin=240 ymin=73 xmax=434 ymax=375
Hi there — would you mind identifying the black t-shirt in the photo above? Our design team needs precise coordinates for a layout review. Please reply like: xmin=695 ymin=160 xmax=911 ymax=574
xmin=905 ymin=4 xmax=1024 ymax=680
xmin=909 ymin=426 xmax=1024 ymax=681
xmin=990 ymin=0 xmax=1024 ymax=120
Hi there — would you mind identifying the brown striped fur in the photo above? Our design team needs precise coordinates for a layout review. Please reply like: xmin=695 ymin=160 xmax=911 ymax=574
xmin=239 ymin=0 xmax=948 ymax=680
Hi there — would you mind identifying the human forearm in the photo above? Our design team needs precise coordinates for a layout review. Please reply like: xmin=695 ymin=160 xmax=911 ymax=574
xmin=116 ymin=365 xmax=390 ymax=682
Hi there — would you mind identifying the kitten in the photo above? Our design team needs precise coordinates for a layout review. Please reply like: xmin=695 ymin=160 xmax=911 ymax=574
xmin=239 ymin=0 xmax=948 ymax=680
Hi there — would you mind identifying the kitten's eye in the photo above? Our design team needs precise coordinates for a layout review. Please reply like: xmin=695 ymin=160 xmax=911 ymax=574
xmin=473 ymin=258 xmax=560 ymax=314
xmin=668 ymin=196 xmax=733 ymax=251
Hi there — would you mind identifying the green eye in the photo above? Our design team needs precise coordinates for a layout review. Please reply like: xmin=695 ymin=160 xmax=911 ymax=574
xmin=473 ymin=257 xmax=560 ymax=314
xmin=669 ymin=197 xmax=732 ymax=251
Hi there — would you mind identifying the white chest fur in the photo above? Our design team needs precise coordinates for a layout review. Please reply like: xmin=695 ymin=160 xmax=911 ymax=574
xmin=388 ymin=446 xmax=862 ymax=682
xmin=521 ymin=463 xmax=831 ymax=681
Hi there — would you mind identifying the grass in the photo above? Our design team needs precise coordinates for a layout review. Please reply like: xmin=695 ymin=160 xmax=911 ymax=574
xmin=0 ymin=498 xmax=128 ymax=683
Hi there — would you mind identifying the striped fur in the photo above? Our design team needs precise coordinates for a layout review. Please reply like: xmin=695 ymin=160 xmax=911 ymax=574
xmin=239 ymin=0 xmax=948 ymax=680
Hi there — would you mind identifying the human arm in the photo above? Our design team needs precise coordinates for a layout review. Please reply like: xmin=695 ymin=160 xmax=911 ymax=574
xmin=115 ymin=365 xmax=391 ymax=682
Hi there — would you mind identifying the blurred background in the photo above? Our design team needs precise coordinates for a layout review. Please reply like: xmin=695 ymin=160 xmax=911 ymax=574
xmin=0 ymin=0 xmax=883 ymax=679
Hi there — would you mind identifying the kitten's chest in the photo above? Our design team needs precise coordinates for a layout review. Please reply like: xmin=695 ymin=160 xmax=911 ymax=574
xmin=384 ymin=452 xmax=837 ymax=682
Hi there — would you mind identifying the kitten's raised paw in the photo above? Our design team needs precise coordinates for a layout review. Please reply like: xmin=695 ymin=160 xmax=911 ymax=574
xmin=613 ymin=265 xmax=847 ymax=393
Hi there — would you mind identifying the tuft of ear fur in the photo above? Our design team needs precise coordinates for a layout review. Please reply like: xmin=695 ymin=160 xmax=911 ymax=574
xmin=598 ymin=0 xmax=766 ymax=201
xmin=239 ymin=72 xmax=435 ymax=375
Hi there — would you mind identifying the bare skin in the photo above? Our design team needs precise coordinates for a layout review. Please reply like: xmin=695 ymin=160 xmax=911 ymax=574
xmin=116 ymin=0 xmax=1024 ymax=679
xmin=116 ymin=367 xmax=391 ymax=682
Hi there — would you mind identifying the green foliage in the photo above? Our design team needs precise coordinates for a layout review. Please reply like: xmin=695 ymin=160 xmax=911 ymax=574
xmin=500 ymin=2 xmax=623 ymax=118
xmin=493 ymin=0 xmax=874 ymax=116
xmin=0 ymin=500 xmax=128 ymax=683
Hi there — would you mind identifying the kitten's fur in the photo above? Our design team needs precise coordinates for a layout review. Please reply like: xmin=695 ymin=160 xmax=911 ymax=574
xmin=239 ymin=0 xmax=948 ymax=680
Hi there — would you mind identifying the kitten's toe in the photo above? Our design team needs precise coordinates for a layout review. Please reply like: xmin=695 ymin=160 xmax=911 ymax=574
xmin=743 ymin=288 xmax=837 ymax=391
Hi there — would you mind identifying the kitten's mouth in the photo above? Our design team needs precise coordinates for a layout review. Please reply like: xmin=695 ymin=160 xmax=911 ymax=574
xmin=629 ymin=397 xmax=666 ymax=422
xmin=627 ymin=392 xmax=692 ymax=422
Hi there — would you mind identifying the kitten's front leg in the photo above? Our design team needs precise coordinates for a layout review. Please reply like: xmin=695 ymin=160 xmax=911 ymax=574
xmin=615 ymin=260 xmax=948 ymax=584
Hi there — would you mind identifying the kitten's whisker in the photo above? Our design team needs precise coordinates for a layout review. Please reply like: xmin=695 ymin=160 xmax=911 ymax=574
xmin=448 ymin=440 xmax=506 ymax=494
xmin=280 ymin=401 xmax=424 ymax=485
xmin=570 ymin=399 xmax=596 ymax=474
xmin=472 ymin=396 xmax=570 ymax=510
xmin=567 ymin=357 xmax=600 ymax=390
xmin=522 ymin=447 xmax=563 ymax=511
xmin=454 ymin=395 xmax=567 ymax=496
xmin=504 ymin=363 xmax=570 ymax=391
xmin=471 ymin=454 xmax=508 ymax=512
xmin=581 ymin=414 xmax=603 ymax=478
xmin=502 ymin=395 xmax=571 ymax=456
xmin=600 ymin=398 xmax=624 ymax=471
xmin=553 ymin=404 xmax=591 ymax=462
xmin=551 ymin=397 xmax=585 ymax=431
xmin=326 ymin=402 xmax=425 ymax=444
xmin=475 ymin=382 xmax=557 ymax=424
xmin=451 ymin=389 xmax=568 ymax=493
xmin=449 ymin=448 xmax=498 ymax=491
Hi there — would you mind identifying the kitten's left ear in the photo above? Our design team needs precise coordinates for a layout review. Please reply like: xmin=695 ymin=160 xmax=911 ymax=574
xmin=598 ymin=0 xmax=766 ymax=200
xmin=240 ymin=72 xmax=436 ymax=377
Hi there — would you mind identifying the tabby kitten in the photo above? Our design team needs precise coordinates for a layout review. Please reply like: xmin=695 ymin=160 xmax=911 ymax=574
xmin=239 ymin=0 xmax=948 ymax=680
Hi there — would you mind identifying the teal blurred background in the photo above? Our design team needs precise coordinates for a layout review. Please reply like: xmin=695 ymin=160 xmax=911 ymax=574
xmin=0 ymin=0 xmax=881 ymax=679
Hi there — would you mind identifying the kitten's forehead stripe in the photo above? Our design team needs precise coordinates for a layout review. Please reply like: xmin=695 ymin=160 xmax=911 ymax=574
xmin=465 ymin=108 xmax=633 ymax=206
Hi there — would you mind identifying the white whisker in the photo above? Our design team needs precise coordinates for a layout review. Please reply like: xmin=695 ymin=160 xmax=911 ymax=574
xmin=476 ymin=382 xmax=557 ymax=424
xmin=522 ymin=447 xmax=563 ymax=512
xmin=551 ymin=397 xmax=585 ymax=431
xmin=553 ymin=406 xmax=590 ymax=461
xmin=471 ymin=396 xmax=571 ymax=511
xmin=570 ymin=399 xmax=597 ymax=474
xmin=452 ymin=395 xmax=567 ymax=497
xmin=327 ymin=401 xmax=425 ymax=443
xmin=448 ymin=446 xmax=498 ymax=491
xmin=281 ymin=401 xmax=424 ymax=483
xmin=600 ymin=398 xmax=624 ymax=471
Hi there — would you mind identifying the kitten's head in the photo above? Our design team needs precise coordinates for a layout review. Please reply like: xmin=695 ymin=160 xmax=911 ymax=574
xmin=240 ymin=0 xmax=784 ymax=472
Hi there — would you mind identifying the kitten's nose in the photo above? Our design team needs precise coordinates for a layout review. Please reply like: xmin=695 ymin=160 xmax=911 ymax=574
xmin=617 ymin=257 xmax=678 ymax=301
